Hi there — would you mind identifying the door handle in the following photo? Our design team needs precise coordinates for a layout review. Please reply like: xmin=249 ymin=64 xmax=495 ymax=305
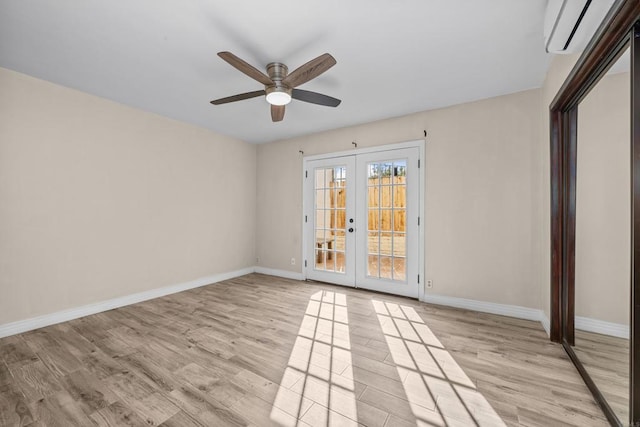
xmin=348 ymin=228 xmax=354 ymax=233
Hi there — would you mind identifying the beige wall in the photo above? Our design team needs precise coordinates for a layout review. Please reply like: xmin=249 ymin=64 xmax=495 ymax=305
xmin=575 ymin=71 xmax=630 ymax=325
xmin=3 ymin=51 xmax=624 ymax=327
xmin=0 ymin=67 xmax=257 ymax=325
xmin=257 ymin=89 xmax=543 ymax=309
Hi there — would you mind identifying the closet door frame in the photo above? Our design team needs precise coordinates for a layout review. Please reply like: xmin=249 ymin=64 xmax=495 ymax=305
xmin=549 ymin=1 xmax=640 ymax=424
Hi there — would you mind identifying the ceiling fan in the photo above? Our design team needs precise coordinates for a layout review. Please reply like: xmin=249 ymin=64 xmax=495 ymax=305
xmin=210 ymin=51 xmax=341 ymax=122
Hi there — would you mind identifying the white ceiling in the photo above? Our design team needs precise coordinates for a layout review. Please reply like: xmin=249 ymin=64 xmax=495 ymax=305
xmin=0 ymin=0 xmax=552 ymax=144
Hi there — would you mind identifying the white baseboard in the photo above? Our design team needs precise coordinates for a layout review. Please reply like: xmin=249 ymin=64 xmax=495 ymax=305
xmin=0 ymin=267 xmax=254 ymax=339
xmin=576 ymin=316 xmax=628 ymax=339
xmin=423 ymin=293 xmax=543 ymax=321
xmin=419 ymin=294 xmax=627 ymax=340
xmin=539 ymin=312 xmax=551 ymax=337
xmin=4 ymin=265 xmax=584 ymax=342
xmin=254 ymin=266 xmax=304 ymax=281
xmin=423 ymin=293 xmax=551 ymax=337
xmin=249 ymin=272 xmax=556 ymax=338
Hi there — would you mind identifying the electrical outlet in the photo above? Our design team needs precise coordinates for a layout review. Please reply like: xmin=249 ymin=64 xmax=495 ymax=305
xmin=290 ymin=258 xmax=296 ymax=265
xmin=426 ymin=279 xmax=433 ymax=289
xmin=256 ymin=257 xmax=260 ymax=264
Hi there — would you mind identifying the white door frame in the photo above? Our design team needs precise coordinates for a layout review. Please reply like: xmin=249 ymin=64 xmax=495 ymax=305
xmin=302 ymin=139 xmax=426 ymax=300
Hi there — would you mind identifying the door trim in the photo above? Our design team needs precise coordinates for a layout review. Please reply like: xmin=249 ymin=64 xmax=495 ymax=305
xmin=302 ymin=139 xmax=426 ymax=300
xmin=303 ymin=140 xmax=426 ymax=162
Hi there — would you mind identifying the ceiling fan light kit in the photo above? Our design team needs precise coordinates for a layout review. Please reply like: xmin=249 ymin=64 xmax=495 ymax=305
xmin=211 ymin=51 xmax=341 ymax=122
xmin=265 ymin=87 xmax=292 ymax=106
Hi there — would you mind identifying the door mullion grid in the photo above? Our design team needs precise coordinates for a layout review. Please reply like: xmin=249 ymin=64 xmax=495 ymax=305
xmin=391 ymin=167 xmax=395 ymax=281
xmin=377 ymin=165 xmax=381 ymax=279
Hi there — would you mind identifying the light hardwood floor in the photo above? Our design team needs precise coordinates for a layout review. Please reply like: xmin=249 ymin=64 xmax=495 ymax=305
xmin=0 ymin=274 xmax=609 ymax=426
xmin=574 ymin=330 xmax=629 ymax=424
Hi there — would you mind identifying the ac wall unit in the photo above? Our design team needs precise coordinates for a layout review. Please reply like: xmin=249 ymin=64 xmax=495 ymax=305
xmin=544 ymin=0 xmax=616 ymax=54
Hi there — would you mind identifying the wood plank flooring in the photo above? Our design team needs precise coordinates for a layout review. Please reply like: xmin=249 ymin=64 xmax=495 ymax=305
xmin=574 ymin=330 xmax=629 ymax=423
xmin=0 ymin=274 xmax=609 ymax=426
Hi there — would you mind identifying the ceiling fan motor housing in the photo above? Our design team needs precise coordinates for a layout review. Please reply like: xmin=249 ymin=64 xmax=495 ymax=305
xmin=266 ymin=62 xmax=288 ymax=82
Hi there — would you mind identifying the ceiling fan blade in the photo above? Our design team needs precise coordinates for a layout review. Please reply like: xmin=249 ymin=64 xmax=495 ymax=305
xmin=292 ymin=89 xmax=341 ymax=107
xmin=283 ymin=53 xmax=336 ymax=88
xmin=210 ymin=90 xmax=265 ymax=105
xmin=271 ymin=105 xmax=285 ymax=122
xmin=218 ymin=51 xmax=273 ymax=86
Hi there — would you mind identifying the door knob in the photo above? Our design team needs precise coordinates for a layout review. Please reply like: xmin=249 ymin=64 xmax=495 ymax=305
xmin=348 ymin=227 xmax=354 ymax=233
xmin=349 ymin=218 xmax=354 ymax=223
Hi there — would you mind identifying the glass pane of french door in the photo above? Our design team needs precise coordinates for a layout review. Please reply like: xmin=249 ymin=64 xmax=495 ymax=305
xmin=366 ymin=160 xmax=407 ymax=281
xmin=314 ymin=166 xmax=346 ymax=273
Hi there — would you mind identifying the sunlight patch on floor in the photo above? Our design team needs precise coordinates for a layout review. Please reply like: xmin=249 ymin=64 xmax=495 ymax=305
xmin=271 ymin=291 xmax=358 ymax=426
xmin=372 ymin=300 xmax=506 ymax=427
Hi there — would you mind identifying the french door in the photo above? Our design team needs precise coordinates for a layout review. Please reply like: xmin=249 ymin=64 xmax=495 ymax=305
xmin=304 ymin=145 xmax=421 ymax=298
xmin=304 ymin=156 xmax=356 ymax=287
